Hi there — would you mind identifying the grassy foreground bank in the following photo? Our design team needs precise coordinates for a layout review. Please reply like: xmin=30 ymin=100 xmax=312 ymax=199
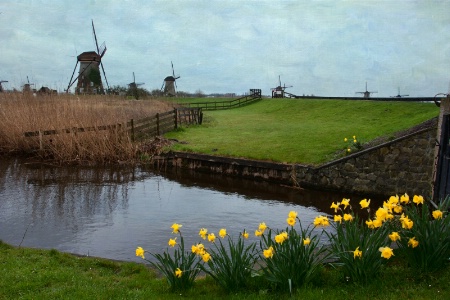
xmin=1 ymin=241 xmax=448 ymax=299
xmin=165 ymin=99 xmax=439 ymax=164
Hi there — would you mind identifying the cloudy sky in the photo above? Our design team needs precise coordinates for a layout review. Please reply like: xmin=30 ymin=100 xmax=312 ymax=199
xmin=0 ymin=0 xmax=449 ymax=97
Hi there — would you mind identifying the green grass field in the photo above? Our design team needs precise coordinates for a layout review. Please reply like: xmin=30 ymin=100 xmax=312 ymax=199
xmin=165 ymin=99 xmax=439 ymax=164
xmin=1 ymin=241 xmax=448 ymax=299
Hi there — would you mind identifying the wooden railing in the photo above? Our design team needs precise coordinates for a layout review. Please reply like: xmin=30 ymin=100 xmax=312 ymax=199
xmin=181 ymin=89 xmax=262 ymax=111
xmin=24 ymin=108 xmax=203 ymax=146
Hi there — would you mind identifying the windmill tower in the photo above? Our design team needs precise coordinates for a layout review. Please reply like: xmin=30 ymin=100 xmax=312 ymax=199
xmin=23 ymin=76 xmax=35 ymax=93
xmin=128 ymin=72 xmax=145 ymax=99
xmin=67 ymin=20 xmax=109 ymax=94
xmin=271 ymin=75 xmax=292 ymax=98
xmin=161 ymin=61 xmax=180 ymax=97
xmin=356 ymin=82 xmax=377 ymax=99
xmin=0 ymin=80 xmax=7 ymax=93
xmin=391 ymin=87 xmax=409 ymax=98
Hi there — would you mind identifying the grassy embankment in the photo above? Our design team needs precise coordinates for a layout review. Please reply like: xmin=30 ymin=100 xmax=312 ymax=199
xmin=1 ymin=240 xmax=449 ymax=299
xmin=165 ymin=99 xmax=439 ymax=165
xmin=0 ymin=93 xmax=175 ymax=163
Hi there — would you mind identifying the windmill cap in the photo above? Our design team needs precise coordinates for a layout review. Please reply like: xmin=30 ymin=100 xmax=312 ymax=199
xmin=164 ymin=76 xmax=176 ymax=81
xmin=77 ymin=51 xmax=101 ymax=62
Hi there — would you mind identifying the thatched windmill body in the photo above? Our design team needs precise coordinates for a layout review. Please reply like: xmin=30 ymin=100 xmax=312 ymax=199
xmin=161 ymin=62 xmax=180 ymax=96
xmin=67 ymin=20 xmax=109 ymax=94
xmin=271 ymin=75 xmax=292 ymax=98
xmin=356 ymin=82 xmax=377 ymax=99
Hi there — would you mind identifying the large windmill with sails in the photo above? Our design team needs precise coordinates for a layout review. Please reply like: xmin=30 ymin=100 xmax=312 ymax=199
xmin=67 ymin=20 xmax=109 ymax=94
xmin=356 ymin=82 xmax=377 ymax=99
xmin=161 ymin=61 xmax=180 ymax=97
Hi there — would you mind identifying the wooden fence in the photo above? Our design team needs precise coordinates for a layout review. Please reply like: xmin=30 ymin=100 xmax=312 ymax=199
xmin=24 ymin=108 xmax=203 ymax=147
xmin=181 ymin=89 xmax=262 ymax=111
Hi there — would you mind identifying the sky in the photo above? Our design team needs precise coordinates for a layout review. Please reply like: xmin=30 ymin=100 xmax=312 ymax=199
xmin=0 ymin=0 xmax=449 ymax=97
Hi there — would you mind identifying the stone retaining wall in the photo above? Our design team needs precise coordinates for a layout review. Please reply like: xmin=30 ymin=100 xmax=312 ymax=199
xmin=294 ymin=127 xmax=437 ymax=198
xmin=158 ymin=124 xmax=437 ymax=198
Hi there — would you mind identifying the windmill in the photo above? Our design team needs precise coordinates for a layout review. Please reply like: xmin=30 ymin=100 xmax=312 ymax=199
xmin=161 ymin=61 xmax=180 ymax=97
xmin=271 ymin=75 xmax=293 ymax=98
xmin=0 ymin=80 xmax=7 ymax=93
xmin=391 ymin=87 xmax=409 ymax=98
xmin=67 ymin=20 xmax=109 ymax=94
xmin=356 ymin=82 xmax=377 ymax=99
xmin=23 ymin=76 xmax=35 ymax=93
xmin=128 ymin=72 xmax=145 ymax=99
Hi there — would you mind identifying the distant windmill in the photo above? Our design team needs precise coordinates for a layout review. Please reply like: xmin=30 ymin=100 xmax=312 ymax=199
xmin=23 ymin=76 xmax=35 ymax=93
xmin=356 ymin=82 xmax=377 ymax=99
xmin=271 ymin=75 xmax=293 ymax=98
xmin=391 ymin=87 xmax=409 ymax=98
xmin=161 ymin=61 xmax=180 ymax=97
xmin=67 ymin=20 xmax=109 ymax=94
xmin=128 ymin=72 xmax=145 ymax=99
xmin=0 ymin=80 xmax=7 ymax=93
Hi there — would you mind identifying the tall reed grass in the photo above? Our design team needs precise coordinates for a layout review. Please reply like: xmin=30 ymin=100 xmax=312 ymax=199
xmin=0 ymin=93 xmax=176 ymax=164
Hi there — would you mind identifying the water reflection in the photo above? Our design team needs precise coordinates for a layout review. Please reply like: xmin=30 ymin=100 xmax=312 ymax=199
xmin=0 ymin=158 xmax=384 ymax=263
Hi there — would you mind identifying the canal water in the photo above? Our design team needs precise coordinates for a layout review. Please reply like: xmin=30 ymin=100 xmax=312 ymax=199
xmin=0 ymin=158 xmax=376 ymax=263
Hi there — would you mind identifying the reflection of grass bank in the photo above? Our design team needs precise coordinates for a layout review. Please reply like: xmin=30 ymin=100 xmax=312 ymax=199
xmin=0 ymin=94 xmax=175 ymax=163
xmin=1 ymin=240 xmax=448 ymax=299
xmin=166 ymin=99 xmax=438 ymax=164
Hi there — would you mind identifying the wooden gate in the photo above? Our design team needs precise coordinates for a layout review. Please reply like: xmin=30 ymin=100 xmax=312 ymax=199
xmin=434 ymin=114 xmax=450 ymax=200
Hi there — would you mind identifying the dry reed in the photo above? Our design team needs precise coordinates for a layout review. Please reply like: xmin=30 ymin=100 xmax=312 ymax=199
xmin=0 ymin=93 xmax=177 ymax=164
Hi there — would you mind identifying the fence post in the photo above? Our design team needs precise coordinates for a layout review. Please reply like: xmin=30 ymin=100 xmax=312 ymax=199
xmin=130 ymin=119 xmax=135 ymax=142
xmin=39 ymin=130 xmax=43 ymax=152
xmin=156 ymin=113 xmax=160 ymax=136
xmin=174 ymin=108 xmax=178 ymax=129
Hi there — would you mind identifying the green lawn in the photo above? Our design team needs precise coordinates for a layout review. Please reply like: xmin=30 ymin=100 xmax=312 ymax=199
xmin=1 ymin=241 xmax=448 ymax=299
xmin=165 ymin=99 xmax=439 ymax=164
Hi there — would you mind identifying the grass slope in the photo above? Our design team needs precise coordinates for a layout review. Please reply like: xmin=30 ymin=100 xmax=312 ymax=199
xmin=165 ymin=99 xmax=439 ymax=164
xmin=1 ymin=241 xmax=448 ymax=299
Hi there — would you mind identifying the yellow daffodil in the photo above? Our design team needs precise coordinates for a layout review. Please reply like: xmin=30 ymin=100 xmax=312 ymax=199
xmin=242 ymin=230 xmax=249 ymax=239
xmin=303 ymin=237 xmax=311 ymax=245
xmin=389 ymin=232 xmax=401 ymax=242
xmin=275 ymin=232 xmax=288 ymax=244
xmin=168 ymin=238 xmax=177 ymax=247
xmin=258 ymin=222 xmax=267 ymax=232
xmin=353 ymin=139 xmax=357 ymax=143
xmin=400 ymin=193 xmax=409 ymax=204
xmin=171 ymin=223 xmax=182 ymax=234
xmin=432 ymin=210 xmax=443 ymax=220
xmin=191 ymin=244 xmax=198 ymax=254
xmin=347 ymin=148 xmax=351 ymax=152
xmin=313 ymin=215 xmax=330 ymax=227
xmin=255 ymin=230 xmax=263 ymax=237
xmin=408 ymin=237 xmax=419 ymax=248
xmin=175 ymin=268 xmax=183 ymax=278
xmin=375 ymin=207 xmax=388 ymax=221
xmin=366 ymin=219 xmax=374 ymax=229
xmin=202 ymin=252 xmax=211 ymax=263
xmin=388 ymin=195 xmax=399 ymax=205
xmin=330 ymin=202 xmax=340 ymax=213
xmin=393 ymin=205 xmax=403 ymax=214
xmin=379 ymin=246 xmax=394 ymax=259
xmin=135 ymin=246 xmax=145 ymax=259
xmin=199 ymin=228 xmax=208 ymax=239
xmin=373 ymin=218 xmax=383 ymax=228
xmin=344 ymin=137 xmax=348 ymax=142
xmin=359 ymin=198 xmax=370 ymax=209
xmin=341 ymin=198 xmax=350 ymax=209
xmin=288 ymin=211 xmax=298 ymax=218
xmin=413 ymin=195 xmax=424 ymax=205
xmin=192 ymin=243 xmax=205 ymax=255
xmin=353 ymin=135 xmax=356 ymax=140
xmin=343 ymin=213 xmax=353 ymax=222
xmin=263 ymin=246 xmax=274 ymax=258
xmin=219 ymin=228 xmax=227 ymax=238
xmin=334 ymin=215 xmax=343 ymax=223
xmin=208 ymin=233 xmax=216 ymax=243
xmin=400 ymin=215 xmax=413 ymax=229
xmin=286 ymin=217 xmax=296 ymax=226
xmin=353 ymin=247 xmax=362 ymax=259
